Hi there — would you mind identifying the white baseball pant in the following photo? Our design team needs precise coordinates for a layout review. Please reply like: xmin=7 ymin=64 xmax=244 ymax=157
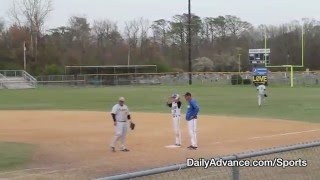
xmin=187 ymin=119 xmax=197 ymax=147
xmin=110 ymin=122 xmax=128 ymax=150
xmin=258 ymin=94 xmax=265 ymax=106
xmin=173 ymin=116 xmax=181 ymax=145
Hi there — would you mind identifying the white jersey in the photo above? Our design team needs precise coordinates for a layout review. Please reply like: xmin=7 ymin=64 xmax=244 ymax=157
xmin=111 ymin=104 xmax=130 ymax=122
xmin=171 ymin=102 xmax=181 ymax=117
xmin=257 ymin=84 xmax=266 ymax=95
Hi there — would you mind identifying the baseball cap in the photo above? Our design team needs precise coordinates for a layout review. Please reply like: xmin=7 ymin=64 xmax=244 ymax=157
xmin=184 ymin=92 xmax=192 ymax=96
xmin=172 ymin=93 xmax=180 ymax=100
xmin=118 ymin=97 xmax=125 ymax=101
xmin=171 ymin=93 xmax=179 ymax=97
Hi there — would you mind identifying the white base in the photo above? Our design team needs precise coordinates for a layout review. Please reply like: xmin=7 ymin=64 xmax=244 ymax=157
xmin=165 ymin=145 xmax=181 ymax=149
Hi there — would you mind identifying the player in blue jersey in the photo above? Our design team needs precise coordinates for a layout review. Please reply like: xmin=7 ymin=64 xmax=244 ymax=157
xmin=184 ymin=92 xmax=200 ymax=150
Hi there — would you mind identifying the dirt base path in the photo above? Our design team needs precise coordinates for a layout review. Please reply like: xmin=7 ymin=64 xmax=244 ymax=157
xmin=0 ymin=111 xmax=320 ymax=179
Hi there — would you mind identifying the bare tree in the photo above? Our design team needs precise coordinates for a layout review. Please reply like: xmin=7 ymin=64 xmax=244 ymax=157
xmin=139 ymin=18 xmax=150 ymax=55
xmin=124 ymin=19 xmax=140 ymax=65
xmin=0 ymin=18 xmax=4 ymax=40
xmin=139 ymin=18 xmax=149 ymax=42
xmin=8 ymin=1 xmax=22 ymax=27
xmin=124 ymin=19 xmax=140 ymax=48
xmin=92 ymin=19 xmax=118 ymax=48
xmin=68 ymin=16 xmax=91 ymax=65
xmin=0 ymin=18 xmax=5 ymax=32
xmin=9 ymin=0 xmax=53 ymax=63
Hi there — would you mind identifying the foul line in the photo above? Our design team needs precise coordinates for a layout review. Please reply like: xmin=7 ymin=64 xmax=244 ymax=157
xmin=210 ymin=129 xmax=320 ymax=145
xmin=248 ymin=129 xmax=320 ymax=140
xmin=0 ymin=168 xmax=49 ymax=175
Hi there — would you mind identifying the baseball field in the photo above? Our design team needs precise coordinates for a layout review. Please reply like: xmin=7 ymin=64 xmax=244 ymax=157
xmin=0 ymin=85 xmax=320 ymax=179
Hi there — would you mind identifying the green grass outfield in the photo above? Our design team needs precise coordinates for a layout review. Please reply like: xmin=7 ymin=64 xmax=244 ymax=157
xmin=1 ymin=85 xmax=320 ymax=122
xmin=0 ymin=142 xmax=36 ymax=172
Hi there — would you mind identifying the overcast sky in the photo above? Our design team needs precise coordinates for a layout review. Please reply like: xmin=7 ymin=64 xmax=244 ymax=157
xmin=1 ymin=0 xmax=320 ymax=30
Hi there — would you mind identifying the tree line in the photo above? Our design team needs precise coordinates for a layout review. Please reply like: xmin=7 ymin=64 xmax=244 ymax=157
xmin=0 ymin=0 xmax=320 ymax=75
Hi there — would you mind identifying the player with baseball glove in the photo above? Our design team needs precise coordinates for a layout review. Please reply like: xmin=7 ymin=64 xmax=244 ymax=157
xmin=167 ymin=93 xmax=182 ymax=147
xmin=257 ymin=83 xmax=267 ymax=107
xmin=130 ymin=121 xmax=135 ymax=130
xmin=110 ymin=97 xmax=135 ymax=152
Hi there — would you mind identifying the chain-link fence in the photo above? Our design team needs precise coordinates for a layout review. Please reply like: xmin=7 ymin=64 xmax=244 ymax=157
xmin=98 ymin=140 xmax=320 ymax=180
xmin=36 ymin=75 xmax=86 ymax=87
xmin=34 ymin=71 xmax=320 ymax=87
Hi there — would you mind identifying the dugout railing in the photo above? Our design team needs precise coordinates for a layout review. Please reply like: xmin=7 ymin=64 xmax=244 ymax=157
xmin=97 ymin=140 xmax=320 ymax=180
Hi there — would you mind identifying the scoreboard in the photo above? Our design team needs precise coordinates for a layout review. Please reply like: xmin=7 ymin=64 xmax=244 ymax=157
xmin=249 ymin=49 xmax=270 ymax=64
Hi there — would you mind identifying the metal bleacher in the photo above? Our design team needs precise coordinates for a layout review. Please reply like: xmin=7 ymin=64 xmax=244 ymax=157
xmin=0 ymin=70 xmax=37 ymax=89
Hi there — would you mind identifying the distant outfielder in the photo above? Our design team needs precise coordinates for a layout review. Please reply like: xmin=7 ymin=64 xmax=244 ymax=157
xmin=184 ymin=92 xmax=200 ymax=150
xmin=110 ymin=97 xmax=134 ymax=152
xmin=167 ymin=93 xmax=182 ymax=147
xmin=257 ymin=84 xmax=267 ymax=107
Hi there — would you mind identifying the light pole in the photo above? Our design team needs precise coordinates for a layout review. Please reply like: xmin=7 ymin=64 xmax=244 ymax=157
xmin=188 ymin=0 xmax=192 ymax=85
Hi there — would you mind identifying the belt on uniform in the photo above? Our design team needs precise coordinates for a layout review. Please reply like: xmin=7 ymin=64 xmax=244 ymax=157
xmin=117 ymin=121 xmax=127 ymax=122
xmin=173 ymin=115 xmax=180 ymax=117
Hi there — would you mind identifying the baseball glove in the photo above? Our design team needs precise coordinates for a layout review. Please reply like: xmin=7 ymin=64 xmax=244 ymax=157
xmin=130 ymin=122 xmax=135 ymax=130
xmin=264 ymin=94 xmax=268 ymax=97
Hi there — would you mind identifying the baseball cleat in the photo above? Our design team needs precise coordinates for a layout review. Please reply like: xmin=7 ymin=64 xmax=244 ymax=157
xmin=175 ymin=144 xmax=181 ymax=147
xmin=111 ymin=147 xmax=116 ymax=152
xmin=187 ymin=145 xmax=198 ymax=150
xmin=121 ymin=149 xmax=130 ymax=152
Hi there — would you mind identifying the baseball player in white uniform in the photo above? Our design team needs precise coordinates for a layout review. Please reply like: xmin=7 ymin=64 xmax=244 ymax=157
xmin=110 ymin=97 xmax=132 ymax=152
xmin=167 ymin=94 xmax=182 ymax=147
xmin=257 ymin=84 xmax=267 ymax=107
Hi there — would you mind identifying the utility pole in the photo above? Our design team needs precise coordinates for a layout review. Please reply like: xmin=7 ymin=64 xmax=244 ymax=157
xmin=128 ymin=46 xmax=131 ymax=66
xmin=286 ymin=53 xmax=290 ymax=77
xmin=188 ymin=0 xmax=192 ymax=85
xmin=23 ymin=41 xmax=26 ymax=71
xmin=238 ymin=54 xmax=241 ymax=76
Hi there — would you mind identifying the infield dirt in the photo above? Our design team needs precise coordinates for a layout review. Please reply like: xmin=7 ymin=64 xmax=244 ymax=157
xmin=0 ymin=111 xmax=320 ymax=179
